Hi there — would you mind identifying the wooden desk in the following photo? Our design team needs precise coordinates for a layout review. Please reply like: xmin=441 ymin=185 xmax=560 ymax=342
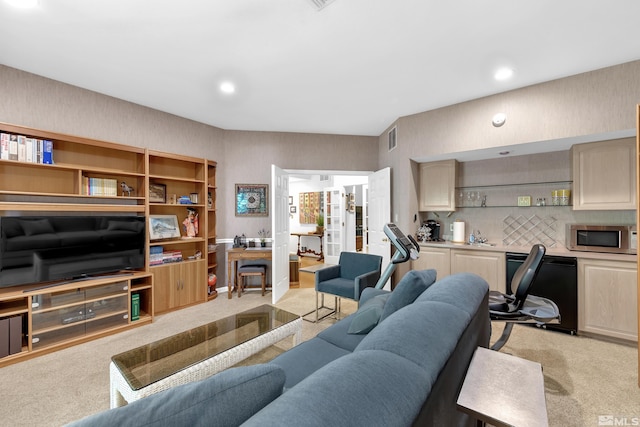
xmin=226 ymin=248 xmax=272 ymax=299
xmin=291 ymin=233 xmax=324 ymax=261
xmin=456 ymin=346 xmax=548 ymax=427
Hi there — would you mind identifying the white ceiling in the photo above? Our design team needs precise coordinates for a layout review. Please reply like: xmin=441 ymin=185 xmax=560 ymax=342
xmin=2 ymin=0 xmax=640 ymax=137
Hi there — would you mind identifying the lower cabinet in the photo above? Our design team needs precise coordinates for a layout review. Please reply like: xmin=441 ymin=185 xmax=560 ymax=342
xmin=450 ymin=249 xmax=506 ymax=293
xmin=412 ymin=246 xmax=505 ymax=293
xmin=153 ymin=260 xmax=206 ymax=314
xmin=412 ymin=247 xmax=451 ymax=279
xmin=578 ymin=258 xmax=638 ymax=342
xmin=0 ymin=272 xmax=153 ymax=368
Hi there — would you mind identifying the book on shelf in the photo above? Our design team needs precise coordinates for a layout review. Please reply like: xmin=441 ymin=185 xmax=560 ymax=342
xmin=131 ymin=294 xmax=140 ymax=321
xmin=82 ymin=176 xmax=118 ymax=196
xmin=17 ymin=135 xmax=26 ymax=162
xmin=149 ymin=246 xmax=164 ymax=266
xmin=8 ymin=134 xmax=18 ymax=161
xmin=42 ymin=139 xmax=53 ymax=164
xmin=162 ymin=250 xmax=183 ymax=264
xmin=0 ymin=132 xmax=53 ymax=165
xmin=0 ymin=133 xmax=9 ymax=159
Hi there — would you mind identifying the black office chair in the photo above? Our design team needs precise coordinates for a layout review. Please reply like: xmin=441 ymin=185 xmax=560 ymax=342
xmin=489 ymin=244 xmax=560 ymax=351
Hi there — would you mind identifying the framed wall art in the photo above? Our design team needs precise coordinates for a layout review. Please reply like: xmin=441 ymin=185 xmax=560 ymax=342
xmin=235 ymin=184 xmax=269 ymax=216
xmin=149 ymin=214 xmax=181 ymax=240
xmin=149 ymin=183 xmax=167 ymax=203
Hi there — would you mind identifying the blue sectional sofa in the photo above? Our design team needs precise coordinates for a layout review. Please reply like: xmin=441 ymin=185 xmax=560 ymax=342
xmin=69 ymin=270 xmax=490 ymax=427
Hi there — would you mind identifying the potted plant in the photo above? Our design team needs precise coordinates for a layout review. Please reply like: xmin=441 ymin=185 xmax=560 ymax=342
xmin=258 ymin=228 xmax=269 ymax=247
xmin=316 ymin=214 xmax=324 ymax=234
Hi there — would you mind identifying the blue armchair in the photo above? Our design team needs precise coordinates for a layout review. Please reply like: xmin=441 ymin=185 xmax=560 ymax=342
xmin=314 ymin=252 xmax=383 ymax=322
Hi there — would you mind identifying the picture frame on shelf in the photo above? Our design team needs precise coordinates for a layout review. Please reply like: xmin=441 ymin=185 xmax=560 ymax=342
xmin=149 ymin=214 xmax=181 ymax=240
xmin=149 ymin=183 xmax=167 ymax=203
xmin=235 ymin=184 xmax=269 ymax=216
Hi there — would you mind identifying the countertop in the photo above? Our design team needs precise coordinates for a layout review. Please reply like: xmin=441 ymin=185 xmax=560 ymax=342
xmin=418 ymin=241 xmax=637 ymax=262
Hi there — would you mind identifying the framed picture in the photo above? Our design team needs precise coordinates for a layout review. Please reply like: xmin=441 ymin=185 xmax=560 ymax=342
xmin=149 ymin=183 xmax=167 ymax=203
xmin=290 ymin=206 xmax=297 ymax=213
xmin=149 ymin=215 xmax=181 ymax=240
xmin=289 ymin=196 xmax=293 ymax=205
xmin=235 ymin=184 xmax=269 ymax=216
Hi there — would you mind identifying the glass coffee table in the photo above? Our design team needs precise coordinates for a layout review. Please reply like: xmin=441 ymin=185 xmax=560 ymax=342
xmin=109 ymin=304 xmax=302 ymax=408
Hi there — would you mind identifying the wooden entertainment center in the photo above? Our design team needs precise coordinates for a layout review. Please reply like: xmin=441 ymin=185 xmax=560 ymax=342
xmin=0 ymin=122 xmax=217 ymax=367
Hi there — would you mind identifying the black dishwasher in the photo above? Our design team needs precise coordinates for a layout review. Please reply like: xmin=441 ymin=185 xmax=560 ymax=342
xmin=505 ymin=252 xmax=577 ymax=334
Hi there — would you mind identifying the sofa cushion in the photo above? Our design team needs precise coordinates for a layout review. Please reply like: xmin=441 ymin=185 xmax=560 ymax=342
xmin=1 ymin=219 xmax=24 ymax=238
xmin=107 ymin=220 xmax=143 ymax=232
xmin=415 ymin=272 xmax=489 ymax=317
xmin=22 ymin=219 xmax=55 ymax=236
xmin=245 ymin=350 xmax=430 ymax=427
xmin=270 ymin=337 xmax=351 ymax=389
xmin=380 ymin=269 xmax=436 ymax=322
xmin=67 ymin=364 xmax=285 ymax=427
xmin=356 ymin=301 xmax=470 ymax=385
xmin=316 ymin=314 xmax=371 ymax=352
xmin=347 ymin=294 xmax=389 ymax=334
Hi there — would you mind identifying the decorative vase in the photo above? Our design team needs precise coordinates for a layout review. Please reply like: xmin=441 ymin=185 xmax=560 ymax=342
xmin=260 ymin=241 xmax=266 ymax=247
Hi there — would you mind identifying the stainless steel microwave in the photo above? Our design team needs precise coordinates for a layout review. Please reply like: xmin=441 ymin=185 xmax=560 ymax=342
xmin=567 ymin=224 xmax=637 ymax=254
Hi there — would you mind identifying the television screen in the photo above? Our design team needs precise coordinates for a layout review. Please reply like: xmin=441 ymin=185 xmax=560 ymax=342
xmin=0 ymin=215 xmax=145 ymax=288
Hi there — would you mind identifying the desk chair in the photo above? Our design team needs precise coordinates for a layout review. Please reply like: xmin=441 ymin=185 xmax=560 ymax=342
xmin=489 ymin=244 xmax=560 ymax=351
xmin=237 ymin=264 xmax=267 ymax=297
xmin=313 ymin=252 xmax=382 ymax=322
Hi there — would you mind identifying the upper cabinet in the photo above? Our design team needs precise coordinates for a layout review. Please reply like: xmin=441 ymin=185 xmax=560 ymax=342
xmin=572 ymin=138 xmax=636 ymax=210
xmin=419 ymin=159 xmax=457 ymax=211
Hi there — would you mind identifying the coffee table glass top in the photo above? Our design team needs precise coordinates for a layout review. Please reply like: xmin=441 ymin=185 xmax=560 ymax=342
xmin=111 ymin=304 xmax=299 ymax=390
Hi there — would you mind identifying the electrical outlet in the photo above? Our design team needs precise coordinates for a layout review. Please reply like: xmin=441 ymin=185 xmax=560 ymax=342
xmin=517 ymin=196 xmax=531 ymax=207
xmin=450 ymin=224 xmax=454 ymax=232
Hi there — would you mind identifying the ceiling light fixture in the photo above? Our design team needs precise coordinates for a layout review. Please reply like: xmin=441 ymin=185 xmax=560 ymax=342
xmin=494 ymin=67 xmax=514 ymax=81
xmin=219 ymin=81 xmax=235 ymax=95
xmin=5 ymin=0 xmax=38 ymax=8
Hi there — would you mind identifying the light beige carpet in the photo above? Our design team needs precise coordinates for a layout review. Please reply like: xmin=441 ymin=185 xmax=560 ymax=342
xmin=0 ymin=288 xmax=637 ymax=426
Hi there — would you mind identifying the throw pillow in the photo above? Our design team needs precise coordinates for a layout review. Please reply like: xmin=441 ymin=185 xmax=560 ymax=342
xmin=22 ymin=219 xmax=55 ymax=236
xmin=67 ymin=364 xmax=285 ymax=427
xmin=347 ymin=294 xmax=389 ymax=334
xmin=1 ymin=219 xmax=24 ymax=238
xmin=107 ymin=220 xmax=141 ymax=232
xmin=379 ymin=269 xmax=436 ymax=322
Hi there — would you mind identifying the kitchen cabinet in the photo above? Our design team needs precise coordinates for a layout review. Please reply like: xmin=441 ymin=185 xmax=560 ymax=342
xmin=572 ymin=138 xmax=636 ymax=210
xmin=450 ymin=249 xmax=505 ymax=293
xmin=412 ymin=246 xmax=451 ymax=278
xmin=578 ymin=258 xmax=637 ymax=342
xmin=419 ymin=160 xmax=457 ymax=211
xmin=152 ymin=260 xmax=205 ymax=314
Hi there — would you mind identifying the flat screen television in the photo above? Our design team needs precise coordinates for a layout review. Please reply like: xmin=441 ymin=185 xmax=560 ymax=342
xmin=0 ymin=215 xmax=145 ymax=289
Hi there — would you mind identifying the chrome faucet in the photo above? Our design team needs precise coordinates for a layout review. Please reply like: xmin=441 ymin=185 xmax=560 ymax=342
xmin=475 ymin=230 xmax=487 ymax=244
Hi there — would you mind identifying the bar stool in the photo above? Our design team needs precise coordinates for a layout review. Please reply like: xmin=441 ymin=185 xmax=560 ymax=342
xmin=237 ymin=264 xmax=267 ymax=297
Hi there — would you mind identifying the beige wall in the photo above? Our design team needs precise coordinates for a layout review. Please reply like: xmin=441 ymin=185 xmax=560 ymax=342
xmin=378 ymin=60 xmax=640 ymax=277
xmin=0 ymin=65 xmax=378 ymax=239
xmin=3 ymin=59 xmax=639 ymax=263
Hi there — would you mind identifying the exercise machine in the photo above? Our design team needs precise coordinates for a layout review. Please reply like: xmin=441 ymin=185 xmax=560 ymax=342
xmin=374 ymin=223 xmax=420 ymax=289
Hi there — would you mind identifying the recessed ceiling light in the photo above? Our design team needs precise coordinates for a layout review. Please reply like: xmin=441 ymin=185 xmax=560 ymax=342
xmin=219 ymin=81 xmax=235 ymax=94
xmin=5 ymin=0 xmax=38 ymax=8
xmin=494 ymin=67 xmax=514 ymax=81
